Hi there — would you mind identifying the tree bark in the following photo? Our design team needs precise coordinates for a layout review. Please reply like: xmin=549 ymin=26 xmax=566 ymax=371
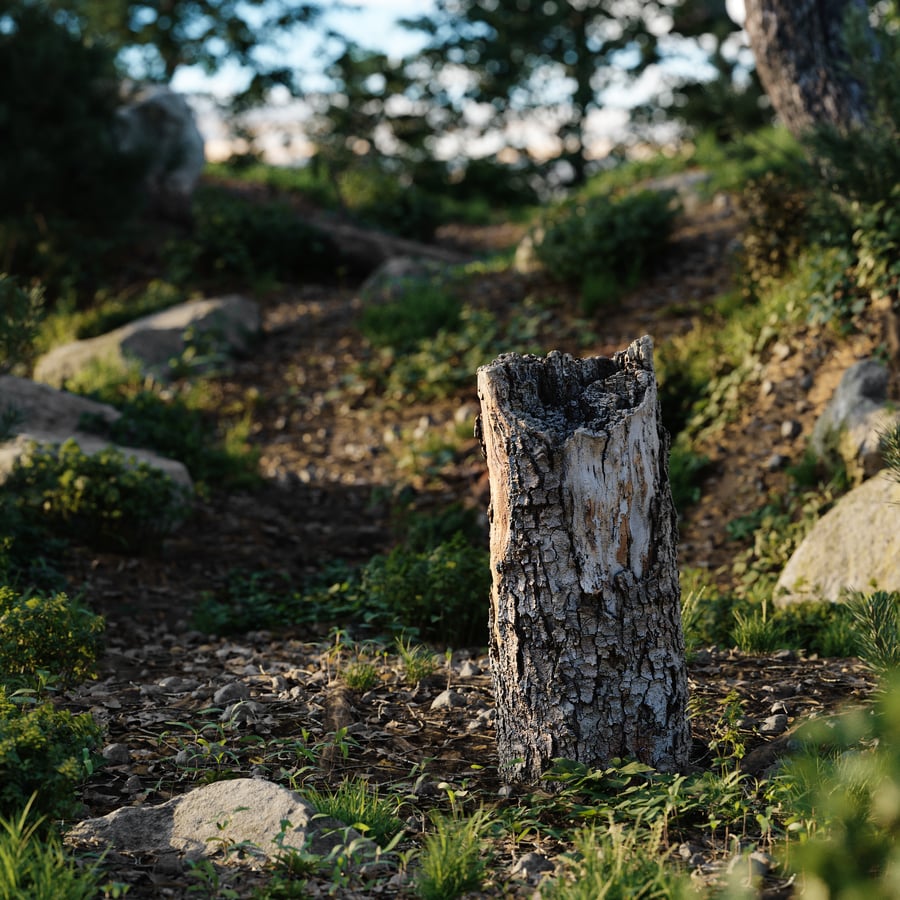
xmin=476 ymin=337 xmax=690 ymax=784
xmin=743 ymin=0 xmax=870 ymax=136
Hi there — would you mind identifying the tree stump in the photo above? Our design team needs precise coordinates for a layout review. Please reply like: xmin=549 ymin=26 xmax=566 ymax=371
xmin=476 ymin=337 xmax=690 ymax=783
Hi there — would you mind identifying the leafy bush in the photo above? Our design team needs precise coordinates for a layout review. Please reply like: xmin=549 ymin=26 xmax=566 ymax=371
xmin=165 ymin=187 xmax=342 ymax=287
xmin=4 ymin=439 xmax=190 ymax=553
xmin=846 ymin=590 xmax=900 ymax=675
xmin=0 ymin=588 xmax=103 ymax=688
xmin=321 ymin=533 xmax=490 ymax=646
xmin=0 ymin=276 xmax=43 ymax=375
xmin=533 ymin=189 xmax=680 ymax=312
xmin=337 ymin=164 xmax=440 ymax=240
xmin=360 ymin=284 xmax=461 ymax=354
xmin=0 ymin=689 xmax=102 ymax=820
xmin=81 ymin=387 xmax=260 ymax=491
xmin=737 ymin=171 xmax=811 ymax=290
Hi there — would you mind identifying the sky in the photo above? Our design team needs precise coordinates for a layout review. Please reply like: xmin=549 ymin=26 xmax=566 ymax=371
xmin=175 ymin=0 xmax=749 ymax=164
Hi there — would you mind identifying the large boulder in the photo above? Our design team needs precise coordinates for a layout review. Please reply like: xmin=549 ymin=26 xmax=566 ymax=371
xmin=810 ymin=359 xmax=900 ymax=482
xmin=116 ymin=85 xmax=205 ymax=221
xmin=33 ymin=296 xmax=260 ymax=388
xmin=66 ymin=778 xmax=368 ymax=866
xmin=0 ymin=375 xmax=192 ymax=490
xmin=775 ymin=472 xmax=900 ymax=605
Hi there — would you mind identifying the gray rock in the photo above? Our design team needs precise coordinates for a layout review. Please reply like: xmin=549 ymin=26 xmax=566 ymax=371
xmin=116 ymin=86 xmax=205 ymax=221
xmin=430 ymin=689 xmax=466 ymax=710
xmin=507 ymin=851 xmax=554 ymax=883
xmin=458 ymin=660 xmax=482 ymax=678
xmin=101 ymin=743 xmax=132 ymax=765
xmin=0 ymin=375 xmax=192 ymax=492
xmin=781 ymin=420 xmax=801 ymax=440
xmin=810 ymin=359 xmax=900 ymax=481
xmin=775 ymin=473 xmax=900 ymax=604
xmin=357 ymin=256 xmax=447 ymax=304
xmin=213 ymin=682 xmax=251 ymax=705
xmin=34 ymin=296 xmax=260 ymax=388
xmin=759 ymin=715 xmax=788 ymax=735
xmin=66 ymin=778 xmax=367 ymax=863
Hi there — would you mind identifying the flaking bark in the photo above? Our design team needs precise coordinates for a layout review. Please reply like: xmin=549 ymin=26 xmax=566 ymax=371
xmin=476 ymin=337 xmax=690 ymax=783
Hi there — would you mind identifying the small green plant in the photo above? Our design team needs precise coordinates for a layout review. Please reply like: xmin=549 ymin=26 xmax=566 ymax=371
xmin=533 ymin=189 xmax=680 ymax=313
xmin=341 ymin=658 xmax=380 ymax=692
xmin=882 ymin=421 xmax=900 ymax=483
xmin=4 ymin=439 xmax=190 ymax=552
xmin=668 ymin=438 xmax=711 ymax=513
xmin=0 ymin=587 xmax=104 ymax=687
xmin=304 ymin=777 xmax=403 ymax=848
xmin=0 ymin=796 xmax=102 ymax=899
xmin=732 ymin=598 xmax=783 ymax=653
xmin=416 ymin=807 xmax=491 ymax=900
xmin=846 ymin=590 xmax=900 ymax=675
xmin=396 ymin=637 xmax=439 ymax=685
xmin=0 ymin=689 xmax=102 ymax=820
xmin=541 ymin=819 xmax=692 ymax=900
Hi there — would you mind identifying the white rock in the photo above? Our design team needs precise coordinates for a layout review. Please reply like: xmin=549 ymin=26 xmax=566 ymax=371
xmin=33 ymin=296 xmax=260 ymax=388
xmin=775 ymin=473 xmax=900 ymax=604
xmin=66 ymin=778 xmax=367 ymax=863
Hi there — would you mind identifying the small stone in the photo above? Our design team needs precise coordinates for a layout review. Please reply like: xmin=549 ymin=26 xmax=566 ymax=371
xmin=780 ymin=420 xmax=802 ymax=440
xmin=759 ymin=714 xmax=789 ymax=735
xmin=764 ymin=453 xmax=789 ymax=471
xmin=799 ymin=372 xmax=814 ymax=390
xmin=771 ymin=701 xmax=789 ymax=715
xmin=101 ymin=743 xmax=131 ymax=765
xmin=508 ymin=852 xmax=554 ymax=883
xmin=124 ymin=775 xmax=143 ymax=793
xmin=773 ymin=649 xmax=797 ymax=661
xmin=728 ymin=850 xmax=773 ymax=881
xmin=213 ymin=682 xmax=251 ymax=705
xmin=772 ymin=341 xmax=792 ymax=361
xmin=760 ymin=380 xmax=775 ymax=398
xmin=430 ymin=690 xmax=465 ymax=710
xmin=459 ymin=660 xmax=482 ymax=677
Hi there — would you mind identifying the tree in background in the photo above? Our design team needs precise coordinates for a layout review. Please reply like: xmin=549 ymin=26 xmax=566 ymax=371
xmin=402 ymin=0 xmax=663 ymax=187
xmin=743 ymin=0 xmax=872 ymax=137
xmin=650 ymin=0 xmax=771 ymax=141
xmin=43 ymin=0 xmax=322 ymax=107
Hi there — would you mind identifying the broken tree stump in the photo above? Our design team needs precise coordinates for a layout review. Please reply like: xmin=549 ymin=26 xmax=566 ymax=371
xmin=476 ymin=337 xmax=690 ymax=783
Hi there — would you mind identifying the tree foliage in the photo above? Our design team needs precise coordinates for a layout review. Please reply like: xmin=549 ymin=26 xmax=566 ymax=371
xmin=42 ymin=0 xmax=322 ymax=105
xmin=403 ymin=0 xmax=664 ymax=186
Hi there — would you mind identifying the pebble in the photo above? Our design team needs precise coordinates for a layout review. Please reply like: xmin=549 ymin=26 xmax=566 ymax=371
xmin=124 ymin=775 xmax=143 ymax=794
xmin=507 ymin=852 xmax=554 ymax=883
xmin=770 ymin=700 xmax=790 ymax=715
xmin=458 ymin=660 xmax=482 ymax=677
xmin=213 ymin=681 xmax=251 ymax=705
xmin=221 ymin=700 xmax=265 ymax=723
xmin=772 ymin=341 xmax=792 ymax=362
xmin=760 ymin=380 xmax=775 ymax=398
xmin=759 ymin=714 xmax=789 ymax=735
xmin=430 ymin=689 xmax=466 ymax=710
xmin=101 ymin=743 xmax=132 ymax=765
xmin=727 ymin=850 xmax=774 ymax=881
xmin=780 ymin=419 xmax=801 ymax=440
xmin=764 ymin=453 xmax=789 ymax=471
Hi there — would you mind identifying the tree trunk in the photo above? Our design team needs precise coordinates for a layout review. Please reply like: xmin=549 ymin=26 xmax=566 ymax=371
xmin=476 ymin=337 xmax=690 ymax=784
xmin=743 ymin=0 xmax=870 ymax=136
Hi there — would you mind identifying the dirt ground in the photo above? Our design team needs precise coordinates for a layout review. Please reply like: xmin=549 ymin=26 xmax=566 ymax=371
xmin=57 ymin=190 xmax=893 ymax=896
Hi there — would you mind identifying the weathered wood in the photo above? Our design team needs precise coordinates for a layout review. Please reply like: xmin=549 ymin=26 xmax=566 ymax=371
xmin=744 ymin=0 xmax=870 ymax=137
xmin=476 ymin=337 xmax=690 ymax=783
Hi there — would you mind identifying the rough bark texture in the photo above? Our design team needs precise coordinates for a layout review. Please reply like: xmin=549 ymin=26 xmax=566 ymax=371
xmin=476 ymin=337 xmax=690 ymax=783
xmin=744 ymin=0 xmax=870 ymax=136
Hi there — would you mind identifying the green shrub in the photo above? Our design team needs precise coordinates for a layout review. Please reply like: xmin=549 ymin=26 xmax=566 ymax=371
xmin=846 ymin=590 xmax=900 ymax=675
xmin=307 ymin=533 xmax=490 ymax=647
xmin=360 ymin=284 xmax=461 ymax=354
xmin=165 ymin=187 xmax=342 ymax=287
xmin=0 ymin=276 xmax=43 ymax=375
xmin=0 ymin=689 xmax=102 ymax=820
xmin=4 ymin=439 xmax=190 ymax=553
xmin=0 ymin=797 xmax=102 ymax=898
xmin=533 ymin=189 xmax=680 ymax=312
xmin=416 ymin=808 xmax=491 ymax=900
xmin=0 ymin=588 xmax=103 ymax=688
xmin=737 ymin=171 xmax=811 ymax=291
xmin=303 ymin=777 xmax=403 ymax=848
xmin=80 ymin=387 xmax=260 ymax=491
